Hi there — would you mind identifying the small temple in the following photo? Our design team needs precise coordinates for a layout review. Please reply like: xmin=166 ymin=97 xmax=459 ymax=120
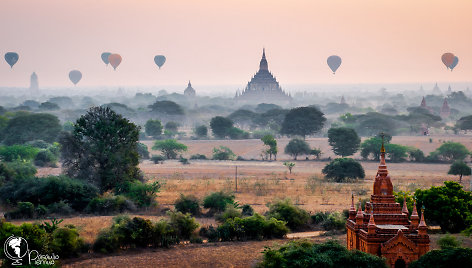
xmin=440 ymin=98 xmax=450 ymax=118
xmin=184 ymin=81 xmax=196 ymax=97
xmin=346 ymin=135 xmax=430 ymax=268
xmin=30 ymin=72 xmax=39 ymax=91
xmin=235 ymin=49 xmax=292 ymax=104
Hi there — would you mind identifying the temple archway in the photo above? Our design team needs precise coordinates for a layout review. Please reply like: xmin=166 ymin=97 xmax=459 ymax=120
xmin=394 ymin=258 xmax=406 ymax=268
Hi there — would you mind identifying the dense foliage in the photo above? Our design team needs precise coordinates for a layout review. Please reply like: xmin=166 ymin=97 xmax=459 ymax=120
xmin=284 ymin=138 xmax=311 ymax=160
xmin=152 ymin=139 xmax=188 ymax=159
xmin=327 ymin=127 xmax=360 ymax=157
xmin=281 ymin=106 xmax=326 ymax=138
xmin=144 ymin=119 xmax=163 ymax=137
xmin=266 ymin=199 xmax=310 ymax=230
xmin=210 ymin=116 xmax=234 ymax=138
xmin=2 ymin=113 xmax=61 ymax=145
xmin=409 ymin=247 xmax=472 ymax=268
xmin=203 ymin=191 xmax=235 ymax=214
xmin=212 ymin=146 xmax=236 ymax=160
xmin=322 ymin=158 xmax=365 ymax=182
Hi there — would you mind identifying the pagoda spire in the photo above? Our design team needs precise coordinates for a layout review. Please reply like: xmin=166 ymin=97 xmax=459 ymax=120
xmin=418 ymin=206 xmax=428 ymax=235
xmin=402 ymin=198 xmax=409 ymax=214
xmin=378 ymin=133 xmax=388 ymax=175
xmin=349 ymin=193 xmax=356 ymax=220
xmin=367 ymin=205 xmax=376 ymax=234
xmin=259 ymin=48 xmax=269 ymax=71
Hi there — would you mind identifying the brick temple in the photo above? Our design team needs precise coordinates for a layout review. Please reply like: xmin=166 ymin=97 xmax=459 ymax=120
xmin=346 ymin=139 xmax=430 ymax=268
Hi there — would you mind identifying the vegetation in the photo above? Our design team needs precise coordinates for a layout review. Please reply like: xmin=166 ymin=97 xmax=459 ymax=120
xmin=266 ymin=199 xmax=310 ymax=230
xmin=327 ymin=127 xmax=360 ymax=157
xmin=203 ymin=191 xmax=235 ymax=214
xmin=258 ymin=240 xmax=387 ymax=268
xmin=60 ymin=106 xmax=141 ymax=193
xmin=210 ymin=116 xmax=234 ymax=138
xmin=175 ymin=194 xmax=201 ymax=216
xmin=283 ymin=162 xmax=295 ymax=174
xmin=144 ymin=119 xmax=163 ymax=138
xmin=322 ymin=158 xmax=365 ymax=182
xmin=195 ymin=125 xmax=208 ymax=138
xmin=261 ymin=134 xmax=277 ymax=160
xmin=212 ymin=146 xmax=235 ymax=160
xmin=137 ymin=142 xmax=150 ymax=159
xmin=152 ymin=139 xmax=188 ymax=159
xmin=409 ymin=247 xmax=472 ymax=268
xmin=415 ymin=181 xmax=472 ymax=233
xmin=280 ymin=106 xmax=326 ymax=139
xmin=2 ymin=113 xmax=61 ymax=145
xmin=284 ymin=138 xmax=311 ymax=160
xmin=0 ymin=144 xmax=39 ymax=162
xmin=148 ymin=100 xmax=184 ymax=115
xmin=448 ymin=160 xmax=471 ymax=182
xmin=430 ymin=141 xmax=470 ymax=162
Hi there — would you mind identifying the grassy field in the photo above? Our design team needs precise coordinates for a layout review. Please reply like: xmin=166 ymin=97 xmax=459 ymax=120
xmin=27 ymin=135 xmax=472 ymax=267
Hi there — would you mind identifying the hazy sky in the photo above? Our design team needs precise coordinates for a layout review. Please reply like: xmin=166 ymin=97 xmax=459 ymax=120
xmin=1 ymin=0 xmax=471 ymax=89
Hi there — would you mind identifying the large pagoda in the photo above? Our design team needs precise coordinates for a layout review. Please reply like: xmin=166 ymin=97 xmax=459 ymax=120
xmin=235 ymin=49 xmax=291 ymax=104
xmin=346 ymin=136 xmax=430 ymax=268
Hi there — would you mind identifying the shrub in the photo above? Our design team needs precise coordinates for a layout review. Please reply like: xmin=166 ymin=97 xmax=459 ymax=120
xmin=0 ymin=144 xmax=39 ymax=161
xmin=322 ymin=158 xmax=365 ymax=182
xmin=320 ymin=212 xmax=346 ymax=231
xmin=258 ymin=240 xmax=387 ymax=268
xmin=34 ymin=149 xmax=58 ymax=167
xmin=118 ymin=180 xmax=161 ymax=208
xmin=266 ymin=199 xmax=310 ymax=230
xmin=409 ymin=248 xmax=472 ymax=268
xmin=0 ymin=175 xmax=98 ymax=211
xmin=26 ymin=139 xmax=50 ymax=149
xmin=217 ymin=213 xmax=288 ymax=241
xmin=0 ymin=160 xmax=37 ymax=181
xmin=311 ymin=211 xmax=331 ymax=225
xmin=216 ymin=205 xmax=242 ymax=223
xmin=203 ymin=191 xmax=235 ymax=214
xmin=48 ymin=201 xmax=74 ymax=215
xmin=5 ymin=201 xmax=35 ymax=219
xmin=50 ymin=226 xmax=86 ymax=258
xmin=179 ymin=157 xmax=189 ymax=165
xmin=242 ymin=204 xmax=254 ymax=216
xmin=199 ymin=225 xmax=219 ymax=242
xmin=168 ymin=211 xmax=199 ymax=240
xmin=212 ymin=146 xmax=236 ymax=160
xmin=437 ymin=234 xmax=461 ymax=249
xmin=194 ymin=125 xmax=208 ymax=138
xmin=431 ymin=141 xmax=470 ymax=162
xmin=385 ymin=143 xmax=410 ymax=162
xmin=174 ymin=194 xmax=200 ymax=215
xmin=0 ymin=221 xmax=51 ymax=260
xmin=409 ymin=148 xmax=425 ymax=162
xmin=228 ymin=127 xmax=250 ymax=139
xmin=190 ymin=154 xmax=207 ymax=160
xmin=151 ymin=154 xmax=166 ymax=164
xmin=86 ymin=195 xmax=136 ymax=214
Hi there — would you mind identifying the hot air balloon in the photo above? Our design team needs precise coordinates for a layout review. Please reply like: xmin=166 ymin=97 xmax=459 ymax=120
xmin=441 ymin=53 xmax=455 ymax=69
xmin=108 ymin=54 xmax=122 ymax=70
xmin=69 ymin=70 xmax=82 ymax=85
xmin=154 ymin=55 xmax=166 ymax=69
xmin=327 ymin=55 xmax=342 ymax=74
xmin=101 ymin=52 xmax=112 ymax=66
xmin=4 ymin=52 xmax=19 ymax=68
xmin=450 ymin=56 xmax=459 ymax=71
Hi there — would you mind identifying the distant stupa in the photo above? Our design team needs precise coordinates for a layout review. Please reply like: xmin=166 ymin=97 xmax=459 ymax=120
xmin=184 ymin=81 xmax=196 ymax=97
xmin=30 ymin=72 xmax=39 ymax=91
xmin=432 ymin=83 xmax=441 ymax=94
xmin=447 ymin=85 xmax=452 ymax=94
xmin=340 ymin=96 xmax=346 ymax=104
xmin=235 ymin=48 xmax=292 ymax=104
xmin=440 ymin=98 xmax=450 ymax=118
xmin=420 ymin=97 xmax=433 ymax=113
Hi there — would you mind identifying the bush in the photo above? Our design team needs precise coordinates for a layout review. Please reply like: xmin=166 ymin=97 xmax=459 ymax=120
xmin=212 ymin=146 xmax=236 ymax=160
xmin=409 ymin=148 xmax=425 ymax=162
xmin=34 ymin=149 xmax=58 ymax=167
xmin=242 ymin=204 xmax=254 ymax=216
xmin=431 ymin=141 xmax=470 ymax=162
xmin=195 ymin=125 xmax=208 ymax=138
xmin=48 ymin=201 xmax=74 ymax=215
xmin=385 ymin=143 xmax=409 ymax=162
xmin=86 ymin=195 xmax=136 ymax=215
xmin=175 ymin=194 xmax=200 ymax=216
xmin=266 ymin=199 xmax=310 ymax=230
xmin=0 ymin=175 xmax=98 ymax=211
xmin=258 ymin=240 xmax=387 ymax=268
xmin=0 ymin=160 xmax=37 ymax=181
xmin=5 ymin=201 xmax=35 ymax=219
xmin=217 ymin=213 xmax=288 ymax=241
xmin=199 ymin=225 xmax=219 ymax=242
xmin=409 ymin=248 xmax=472 ymax=268
xmin=137 ymin=143 xmax=150 ymax=159
xmin=437 ymin=234 xmax=461 ymax=249
xmin=179 ymin=157 xmax=189 ymax=165
xmin=228 ymin=127 xmax=250 ymax=139
xmin=118 ymin=180 xmax=161 ymax=208
xmin=320 ymin=212 xmax=346 ymax=231
xmin=203 ymin=191 xmax=235 ymax=214
xmin=0 ymin=221 xmax=51 ymax=261
xmin=151 ymin=154 xmax=166 ymax=164
xmin=168 ymin=211 xmax=199 ymax=240
xmin=50 ymin=226 xmax=86 ymax=258
xmin=322 ymin=158 xmax=365 ymax=182
xmin=0 ymin=144 xmax=39 ymax=161
xmin=216 ymin=205 xmax=242 ymax=223
xmin=190 ymin=154 xmax=207 ymax=160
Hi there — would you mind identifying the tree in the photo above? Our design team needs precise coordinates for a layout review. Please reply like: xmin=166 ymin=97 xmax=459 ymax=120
xmin=409 ymin=248 xmax=472 ymax=268
xmin=144 ymin=119 xmax=163 ymax=138
xmin=259 ymin=240 xmax=387 ymax=268
xmin=60 ymin=106 xmax=141 ymax=193
xmin=327 ymin=127 xmax=360 ymax=157
xmin=283 ymin=162 xmax=295 ymax=174
xmin=195 ymin=125 xmax=208 ymax=138
xmin=266 ymin=199 xmax=310 ymax=230
xmin=228 ymin=127 xmax=249 ymax=139
xmin=431 ymin=142 xmax=469 ymax=162
xmin=415 ymin=181 xmax=472 ymax=232
xmin=148 ymin=100 xmax=184 ymax=115
xmin=165 ymin=121 xmax=179 ymax=133
xmin=261 ymin=134 xmax=277 ymax=160
xmin=152 ymin=139 xmax=187 ymax=159
xmin=38 ymin=101 xmax=60 ymax=111
xmin=3 ymin=113 xmax=62 ymax=145
xmin=212 ymin=146 xmax=235 ymax=160
xmin=322 ymin=158 xmax=365 ymax=182
xmin=210 ymin=116 xmax=233 ymax=139
xmin=385 ymin=143 xmax=409 ymax=162
xmin=448 ymin=161 xmax=471 ymax=183
xmin=137 ymin=143 xmax=150 ymax=159
xmin=310 ymin=148 xmax=322 ymax=160
xmin=284 ymin=138 xmax=311 ymax=160
xmin=361 ymin=137 xmax=387 ymax=160
xmin=280 ymin=106 xmax=326 ymax=139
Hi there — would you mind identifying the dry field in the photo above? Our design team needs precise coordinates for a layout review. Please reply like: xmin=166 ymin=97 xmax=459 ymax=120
xmin=26 ymin=135 xmax=472 ymax=267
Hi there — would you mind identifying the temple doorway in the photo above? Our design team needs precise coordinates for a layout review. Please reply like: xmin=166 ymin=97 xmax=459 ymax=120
xmin=394 ymin=258 xmax=406 ymax=268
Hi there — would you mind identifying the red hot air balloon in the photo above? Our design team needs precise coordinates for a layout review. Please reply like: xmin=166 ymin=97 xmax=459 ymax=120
xmin=108 ymin=54 xmax=122 ymax=70
xmin=441 ymin=53 xmax=455 ymax=69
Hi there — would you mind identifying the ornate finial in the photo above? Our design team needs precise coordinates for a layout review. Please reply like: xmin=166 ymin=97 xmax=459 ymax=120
xmin=402 ymin=198 xmax=408 ymax=214
xmin=380 ymin=132 xmax=385 ymax=153
xmin=350 ymin=193 xmax=355 ymax=211
xmin=419 ymin=206 xmax=427 ymax=227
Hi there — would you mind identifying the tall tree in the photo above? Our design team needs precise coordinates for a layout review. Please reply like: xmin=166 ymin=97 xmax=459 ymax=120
xmin=60 ymin=107 xmax=141 ymax=193
xmin=210 ymin=116 xmax=233 ymax=139
xmin=144 ymin=119 xmax=163 ymax=138
xmin=284 ymin=138 xmax=311 ymax=160
xmin=448 ymin=161 xmax=471 ymax=182
xmin=152 ymin=139 xmax=188 ymax=159
xmin=261 ymin=134 xmax=278 ymax=160
xmin=2 ymin=113 xmax=61 ymax=145
xmin=327 ymin=127 xmax=360 ymax=157
xmin=280 ymin=107 xmax=326 ymax=139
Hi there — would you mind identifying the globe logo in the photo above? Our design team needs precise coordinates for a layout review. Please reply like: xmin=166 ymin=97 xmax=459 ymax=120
xmin=4 ymin=236 xmax=29 ymax=265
